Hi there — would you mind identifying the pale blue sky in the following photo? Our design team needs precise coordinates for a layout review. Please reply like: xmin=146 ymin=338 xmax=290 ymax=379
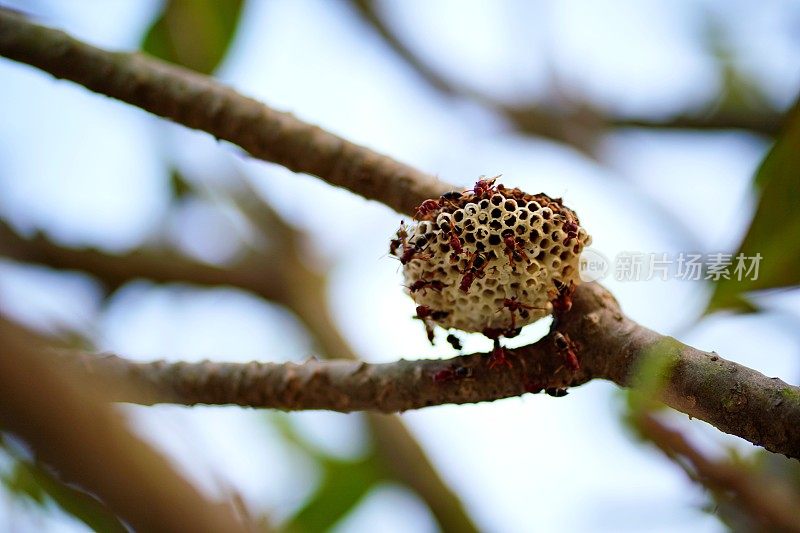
xmin=1 ymin=1 xmax=799 ymax=532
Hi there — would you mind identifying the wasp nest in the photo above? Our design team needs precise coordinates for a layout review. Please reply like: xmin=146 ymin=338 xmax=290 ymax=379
xmin=390 ymin=177 xmax=591 ymax=340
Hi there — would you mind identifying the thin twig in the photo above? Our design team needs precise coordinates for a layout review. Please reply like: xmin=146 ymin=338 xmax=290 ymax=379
xmin=224 ymin=177 xmax=480 ymax=532
xmin=636 ymin=413 xmax=800 ymax=532
xmin=0 ymin=321 xmax=250 ymax=533
xmin=345 ymin=0 xmax=783 ymax=139
xmin=0 ymin=9 xmax=451 ymax=215
xmin=49 ymin=282 xmax=800 ymax=460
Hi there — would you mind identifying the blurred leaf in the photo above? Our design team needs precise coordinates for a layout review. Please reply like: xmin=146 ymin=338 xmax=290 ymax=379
xmin=708 ymin=100 xmax=800 ymax=313
xmin=703 ymin=449 xmax=800 ymax=531
xmin=272 ymin=416 xmax=386 ymax=532
xmin=702 ymin=13 xmax=771 ymax=115
xmin=285 ymin=455 xmax=384 ymax=532
xmin=1 ymin=457 xmax=128 ymax=532
xmin=169 ymin=168 xmax=193 ymax=200
xmin=2 ymin=462 xmax=46 ymax=505
xmin=142 ymin=0 xmax=245 ymax=74
xmin=624 ymin=338 xmax=682 ymax=418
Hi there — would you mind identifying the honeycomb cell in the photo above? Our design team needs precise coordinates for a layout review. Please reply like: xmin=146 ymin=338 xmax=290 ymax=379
xmin=390 ymin=180 xmax=591 ymax=334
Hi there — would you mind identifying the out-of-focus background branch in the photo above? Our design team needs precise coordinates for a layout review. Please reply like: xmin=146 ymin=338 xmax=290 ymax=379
xmin=0 ymin=171 xmax=478 ymax=532
xmin=0 ymin=320 xmax=252 ymax=533
xmin=0 ymin=4 xmax=477 ymax=529
xmin=1 ymin=1 xmax=800 ymax=532
xmin=346 ymin=0 xmax=786 ymax=150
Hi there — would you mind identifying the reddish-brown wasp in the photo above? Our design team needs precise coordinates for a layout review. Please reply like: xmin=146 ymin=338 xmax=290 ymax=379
xmin=414 ymin=305 xmax=442 ymax=345
xmin=502 ymin=230 xmax=529 ymax=269
xmin=389 ymin=221 xmax=408 ymax=256
xmin=563 ymin=220 xmax=579 ymax=245
xmin=550 ymin=279 xmax=574 ymax=316
xmin=412 ymin=306 xmax=439 ymax=345
xmin=472 ymin=176 xmax=498 ymax=198
xmin=415 ymin=199 xmax=440 ymax=219
xmin=391 ymin=222 xmax=429 ymax=264
xmin=389 ymin=221 xmax=431 ymax=265
xmin=487 ymin=338 xmax=512 ymax=369
xmin=448 ymin=229 xmax=464 ymax=262
xmin=501 ymin=297 xmax=540 ymax=330
xmin=402 ymin=247 xmax=431 ymax=265
xmin=414 ymin=305 xmax=449 ymax=321
xmin=408 ymin=279 xmax=447 ymax=295
xmin=553 ymin=331 xmax=580 ymax=371
xmin=459 ymin=252 xmax=488 ymax=293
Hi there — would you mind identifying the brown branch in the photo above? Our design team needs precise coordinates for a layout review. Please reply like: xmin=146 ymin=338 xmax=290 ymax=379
xmin=4 ymin=212 xmax=799 ymax=458
xmin=345 ymin=0 xmax=784 ymax=140
xmin=0 ymin=321 xmax=250 ymax=532
xmin=636 ymin=413 xmax=800 ymax=532
xmin=610 ymin=111 xmax=783 ymax=137
xmin=1 ymin=1 xmax=798 ymax=479
xmin=0 ymin=196 xmax=479 ymax=531
xmin=347 ymin=0 xmax=458 ymax=98
xmin=0 ymin=219 xmax=286 ymax=301
xmin=225 ymin=184 xmax=480 ymax=533
xmin=0 ymin=9 xmax=451 ymax=215
xmin=54 ymin=282 xmax=800 ymax=459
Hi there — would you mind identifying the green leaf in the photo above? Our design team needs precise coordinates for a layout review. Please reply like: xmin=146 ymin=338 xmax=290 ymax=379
xmin=285 ymin=455 xmax=384 ymax=533
xmin=2 ymin=459 xmax=128 ymax=532
xmin=2 ymin=462 xmax=46 ymax=505
xmin=169 ymin=168 xmax=193 ymax=200
xmin=142 ymin=0 xmax=245 ymax=74
xmin=707 ymin=100 xmax=800 ymax=313
xmin=271 ymin=415 xmax=386 ymax=532
xmin=624 ymin=337 xmax=682 ymax=418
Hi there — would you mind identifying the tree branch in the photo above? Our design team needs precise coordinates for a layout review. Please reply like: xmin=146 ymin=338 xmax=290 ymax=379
xmin=0 ymin=321 xmax=250 ymax=532
xmin=56 ymin=282 xmax=800 ymax=460
xmin=1 ymin=3 xmax=798 ymax=468
xmin=0 ymin=219 xmax=286 ymax=301
xmin=225 ymin=185 xmax=480 ymax=533
xmin=610 ymin=111 xmax=783 ymax=137
xmin=635 ymin=413 xmax=800 ymax=532
xmin=0 ymin=198 xmax=480 ymax=532
xmin=0 ymin=9 xmax=451 ymax=215
xmin=345 ymin=0 xmax=784 ymax=140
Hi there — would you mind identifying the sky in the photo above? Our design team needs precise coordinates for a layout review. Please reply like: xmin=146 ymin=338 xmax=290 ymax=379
xmin=1 ymin=1 xmax=799 ymax=532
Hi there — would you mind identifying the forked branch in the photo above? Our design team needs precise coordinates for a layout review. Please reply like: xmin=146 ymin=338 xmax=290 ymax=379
xmin=59 ymin=283 xmax=800 ymax=460
xmin=0 ymin=8 xmax=450 ymax=214
xmin=2 ymin=12 xmax=799 ymax=462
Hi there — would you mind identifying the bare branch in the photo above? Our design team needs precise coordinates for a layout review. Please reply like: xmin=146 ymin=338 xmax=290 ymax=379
xmin=52 ymin=283 xmax=800 ymax=460
xmin=345 ymin=0 xmax=783 ymax=140
xmin=220 ymin=182 xmax=480 ymax=532
xmin=636 ymin=413 xmax=800 ymax=532
xmin=1 ymin=3 xmax=798 ymax=477
xmin=4 ymin=214 xmax=799 ymax=458
xmin=0 ymin=220 xmax=286 ymax=300
xmin=610 ymin=111 xmax=783 ymax=137
xmin=0 ymin=321 xmax=250 ymax=532
xmin=0 ymin=196 xmax=480 ymax=532
xmin=0 ymin=9 xmax=451 ymax=215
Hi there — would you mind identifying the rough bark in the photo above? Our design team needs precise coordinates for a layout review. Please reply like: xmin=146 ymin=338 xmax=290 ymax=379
xmin=2 ymin=10 xmax=799 ymax=463
xmin=58 ymin=283 xmax=800 ymax=460
xmin=0 ymin=8 xmax=450 ymax=215
xmin=0 ymin=322 xmax=249 ymax=533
